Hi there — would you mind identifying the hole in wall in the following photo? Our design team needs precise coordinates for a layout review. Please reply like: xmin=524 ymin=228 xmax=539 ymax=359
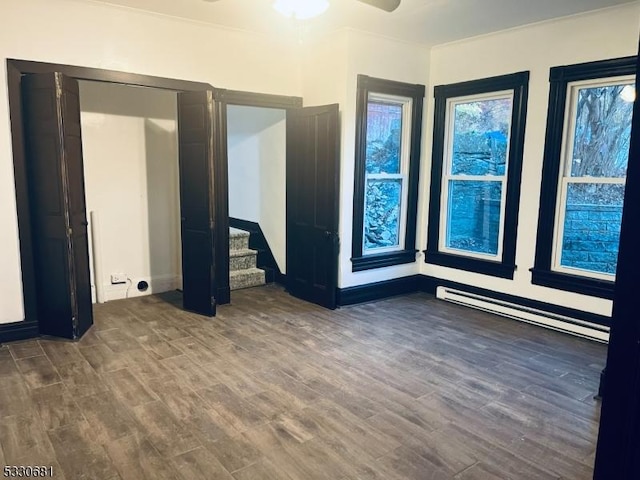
xmin=137 ymin=280 xmax=149 ymax=292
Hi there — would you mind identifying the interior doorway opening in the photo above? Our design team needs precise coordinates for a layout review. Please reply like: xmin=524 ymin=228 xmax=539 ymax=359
xmin=6 ymin=58 xmax=337 ymax=343
xmin=17 ymin=69 xmax=221 ymax=338
xmin=227 ymin=105 xmax=286 ymax=292
xmin=78 ymin=81 xmax=182 ymax=304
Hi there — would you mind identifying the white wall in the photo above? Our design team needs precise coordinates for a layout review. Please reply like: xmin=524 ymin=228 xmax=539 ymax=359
xmin=0 ymin=0 xmax=300 ymax=324
xmin=301 ymin=30 xmax=350 ymax=108
xmin=341 ymin=31 xmax=431 ymax=288
xmin=227 ymin=106 xmax=287 ymax=272
xmin=420 ymin=4 xmax=640 ymax=317
xmin=301 ymin=29 xmax=431 ymax=288
xmin=259 ymin=113 xmax=288 ymax=273
xmin=79 ymin=81 xmax=181 ymax=301
xmin=2 ymin=0 xmax=638 ymax=325
xmin=228 ymin=108 xmax=261 ymax=223
xmin=312 ymin=31 xmax=429 ymax=288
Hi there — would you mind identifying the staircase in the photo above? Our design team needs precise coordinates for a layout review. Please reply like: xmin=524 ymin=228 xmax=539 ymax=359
xmin=229 ymin=228 xmax=266 ymax=290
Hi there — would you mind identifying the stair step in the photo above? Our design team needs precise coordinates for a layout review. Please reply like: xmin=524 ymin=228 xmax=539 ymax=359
xmin=230 ymin=228 xmax=250 ymax=250
xmin=230 ymin=267 xmax=266 ymax=291
xmin=229 ymin=248 xmax=258 ymax=271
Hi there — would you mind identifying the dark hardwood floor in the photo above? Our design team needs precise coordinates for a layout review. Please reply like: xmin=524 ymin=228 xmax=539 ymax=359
xmin=0 ymin=285 xmax=606 ymax=479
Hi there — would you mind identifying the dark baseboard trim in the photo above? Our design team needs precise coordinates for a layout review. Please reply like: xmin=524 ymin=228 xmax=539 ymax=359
xmin=262 ymin=267 xmax=287 ymax=285
xmin=2 ymin=274 xmax=609 ymax=342
xmin=338 ymin=275 xmax=422 ymax=306
xmin=274 ymin=271 xmax=287 ymax=285
xmin=229 ymin=217 xmax=284 ymax=284
xmin=336 ymin=274 xmax=611 ymax=328
xmin=420 ymin=275 xmax=611 ymax=328
xmin=229 ymin=217 xmax=258 ymax=231
xmin=0 ymin=320 xmax=39 ymax=344
xmin=217 ymin=287 xmax=231 ymax=306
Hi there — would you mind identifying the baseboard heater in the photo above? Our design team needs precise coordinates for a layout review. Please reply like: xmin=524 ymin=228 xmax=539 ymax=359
xmin=435 ymin=286 xmax=609 ymax=343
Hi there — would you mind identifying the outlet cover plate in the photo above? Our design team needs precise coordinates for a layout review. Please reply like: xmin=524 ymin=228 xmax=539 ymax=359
xmin=110 ymin=273 xmax=127 ymax=284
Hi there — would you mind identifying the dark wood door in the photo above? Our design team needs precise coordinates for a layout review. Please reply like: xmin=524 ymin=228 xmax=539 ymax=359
xmin=177 ymin=91 xmax=218 ymax=316
xmin=286 ymin=104 xmax=340 ymax=309
xmin=22 ymin=72 xmax=93 ymax=339
xmin=593 ymin=47 xmax=640 ymax=478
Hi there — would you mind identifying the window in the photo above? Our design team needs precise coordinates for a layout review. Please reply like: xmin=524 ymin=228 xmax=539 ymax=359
xmin=351 ymin=75 xmax=425 ymax=272
xmin=532 ymin=57 xmax=636 ymax=299
xmin=363 ymin=96 xmax=410 ymax=254
xmin=426 ymin=72 xmax=530 ymax=278
xmin=442 ymin=93 xmax=512 ymax=258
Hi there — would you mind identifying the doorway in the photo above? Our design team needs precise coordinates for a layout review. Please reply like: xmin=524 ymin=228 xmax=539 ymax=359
xmin=11 ymin=63 xmax=223 ymax=338
xmin=219 ymin=91 xmax=341 ymax=310
xmin=227 ymin=104 xmax=287 ymax=290
xmin=225 ymin=103 xmax=341 ymax=309
xmin=79 ymin=81 xmax=181 ymax=304
xmin=7 ymin=59 xmax=341 ymax=342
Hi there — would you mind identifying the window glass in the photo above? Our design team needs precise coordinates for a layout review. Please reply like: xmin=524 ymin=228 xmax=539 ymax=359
xmin=446 ymin=180 xmax=502 ymax=256
xmin=569 ymin=84 xmax=633 ymax=178
xmin=441 ymin=93 xmax=512 ymax=260
xmin=554 ymin=79 xmax=634 ymax=278
xmin=364 ymin=179 xmax=402 ymax=250
xmin=366 ymin=102 xmax=402 ymax=174
xmin=451 ymin=98 xmax=511 ymax=176
xmin=362 ymin=95 xmax=410 ymax=254
xmin=559 ymin=183 xmax=624 ymax=275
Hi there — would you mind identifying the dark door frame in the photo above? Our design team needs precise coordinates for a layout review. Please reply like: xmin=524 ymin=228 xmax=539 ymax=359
xmin=3 ymin=58 xmax=301 ymax=341
xmin=593 ymin=44 xmax=640 ymax=478
xmin=216 ymin=90 xmax=303 ymax=300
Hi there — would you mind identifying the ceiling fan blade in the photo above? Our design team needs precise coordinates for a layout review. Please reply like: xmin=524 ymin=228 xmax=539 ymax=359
xmin=356 ymin=0 xmax=401 ymax=12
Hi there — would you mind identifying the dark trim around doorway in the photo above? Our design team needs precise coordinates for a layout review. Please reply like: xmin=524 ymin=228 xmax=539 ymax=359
xmin=5 ymin=59 xmax=216 ymax=341
xmin=217 ymin=89 xmax=302 ymax=109
xmin=8 ymin=59 xmax=213 ymax=91
xmin=3 ymin=58 xmax=302 ymax=342
xmin=215 ymin=88 xmax=302 ymax=303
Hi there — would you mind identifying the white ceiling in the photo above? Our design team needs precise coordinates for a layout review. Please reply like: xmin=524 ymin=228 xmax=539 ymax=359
xmin=83 ymin=0 xmax=635 ymax=45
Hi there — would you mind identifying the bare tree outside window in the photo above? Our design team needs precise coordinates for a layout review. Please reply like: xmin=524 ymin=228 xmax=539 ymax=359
xmin=557 ymin=80 xmax=634 ymax=276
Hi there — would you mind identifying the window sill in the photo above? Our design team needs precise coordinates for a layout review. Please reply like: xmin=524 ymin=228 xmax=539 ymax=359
xmin=530 ymin=268 xmax=614 ymax=299
xmin=351 ymin=250 xmax=417 ymax=272
xmin=424 ymin=250 xmax=516 ymax=279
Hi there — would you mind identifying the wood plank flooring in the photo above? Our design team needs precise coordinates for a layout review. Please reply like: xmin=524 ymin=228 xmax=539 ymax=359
xmin=0 ymin=285 xmax=606 ymax=479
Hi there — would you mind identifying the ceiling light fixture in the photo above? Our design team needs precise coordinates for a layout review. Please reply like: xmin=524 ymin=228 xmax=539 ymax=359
xmin=272 ymin=0 xmax=330 ymax=20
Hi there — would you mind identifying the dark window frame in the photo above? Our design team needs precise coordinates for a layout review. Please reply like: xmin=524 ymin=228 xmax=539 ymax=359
xmin=351 ymin=75 xmax=425 ymax=272
xmin=425 ymin=71 xmax=530 ymax=279
xmin=531 ymin=56 xmax=636 ymax=300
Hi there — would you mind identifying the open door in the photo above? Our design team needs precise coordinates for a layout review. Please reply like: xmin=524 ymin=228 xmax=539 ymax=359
xmin=177 ymin=91 xmax=218 ymax=316
xmin=286 ymin=104 xmax=340 ymax=309
xmin=22 ymin=72 xmax=93 ymax=339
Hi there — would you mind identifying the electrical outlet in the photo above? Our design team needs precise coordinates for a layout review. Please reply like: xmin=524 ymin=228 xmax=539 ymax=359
xmin=110 ymin=273 xmax=127 ymax=284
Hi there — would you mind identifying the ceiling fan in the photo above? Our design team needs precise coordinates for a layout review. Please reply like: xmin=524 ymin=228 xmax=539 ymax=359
xmin=355 ymin=0 xmax=401 ymax=12
xmin=202 ymin=0 xmax=401 ymax=13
